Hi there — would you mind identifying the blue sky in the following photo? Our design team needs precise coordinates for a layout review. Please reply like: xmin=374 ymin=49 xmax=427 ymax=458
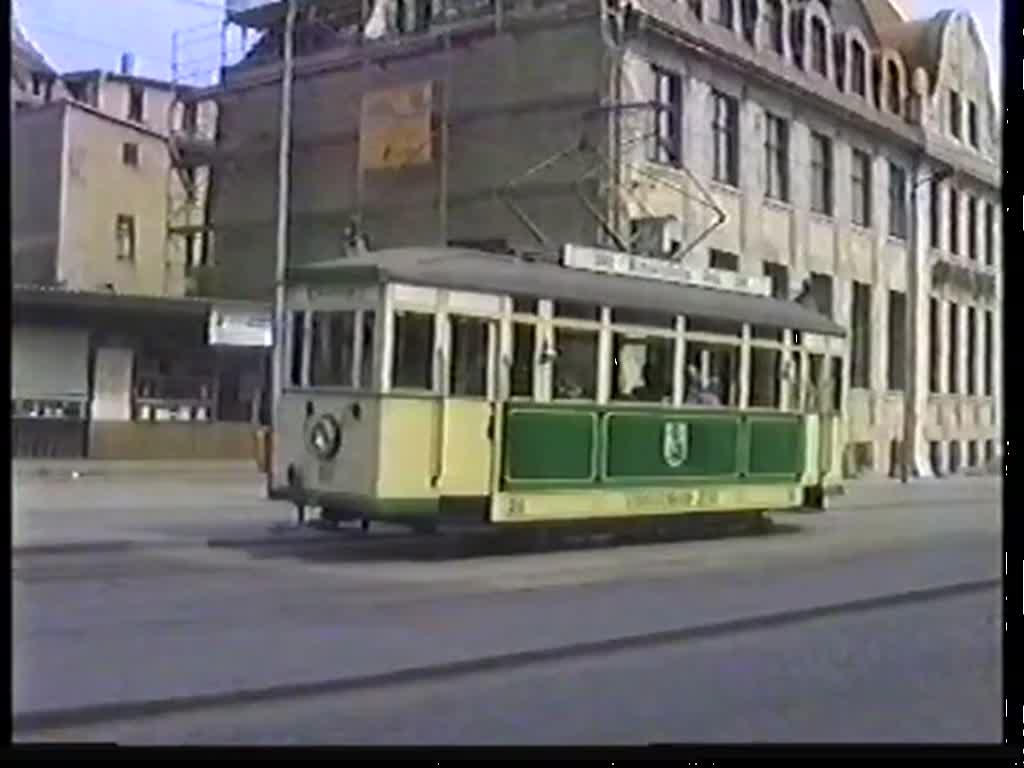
xmin=15 ymin=0 xmax=1005 ymax=90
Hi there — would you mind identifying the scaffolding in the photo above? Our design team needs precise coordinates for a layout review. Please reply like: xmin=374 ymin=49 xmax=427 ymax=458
xmin=167 ymin=0 xmax=725 ymax=267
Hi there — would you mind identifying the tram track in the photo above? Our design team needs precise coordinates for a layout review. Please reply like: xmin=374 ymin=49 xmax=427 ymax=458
xmin=14 ymin=576 xmax=999 ymax=735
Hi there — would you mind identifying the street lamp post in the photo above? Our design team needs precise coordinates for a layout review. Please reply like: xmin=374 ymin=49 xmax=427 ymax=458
xmin=901 ymin=165 xmax=952 ymax=484
xmin=269 ymin=0 xmax=298 ymax=500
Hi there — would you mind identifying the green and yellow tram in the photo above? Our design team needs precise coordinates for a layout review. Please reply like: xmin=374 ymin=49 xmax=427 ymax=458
xmin=269 ymin=243 xmax=847 ymax=533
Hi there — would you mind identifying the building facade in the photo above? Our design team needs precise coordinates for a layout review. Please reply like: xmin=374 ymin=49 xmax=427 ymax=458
xmin=194 ymin=0 xmax=1001 ymax=479
xmin=10 ymin=41 xmax=258 ymax=461
xmin=12 ymin=63 xmax=216 ymax=298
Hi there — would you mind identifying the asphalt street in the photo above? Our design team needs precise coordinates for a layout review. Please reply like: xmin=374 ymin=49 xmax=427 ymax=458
xmin=12 ymin=475 xmax=1004 ymax=744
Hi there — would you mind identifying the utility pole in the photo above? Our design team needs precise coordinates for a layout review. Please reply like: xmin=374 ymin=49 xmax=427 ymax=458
xmin=270 ymin=0 xmax=297 ymax=497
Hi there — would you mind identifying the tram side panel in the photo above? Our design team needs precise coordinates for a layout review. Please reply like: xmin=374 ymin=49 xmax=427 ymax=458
xmin=491 ymin=404 xmax=808 ymax=525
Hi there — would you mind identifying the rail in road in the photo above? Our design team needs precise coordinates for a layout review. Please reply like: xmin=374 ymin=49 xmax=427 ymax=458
xmin=14 ymin=577 xmax=998 ymax=735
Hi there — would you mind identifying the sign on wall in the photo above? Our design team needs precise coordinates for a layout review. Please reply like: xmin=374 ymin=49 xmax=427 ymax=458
xmin=358 ymin=82 xmax=434 ymax=171
xmin=208 ymin=308 xmax=273 ymax=347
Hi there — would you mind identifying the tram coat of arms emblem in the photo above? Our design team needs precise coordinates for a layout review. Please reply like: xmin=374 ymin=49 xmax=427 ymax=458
xmin=662 ymin=422 xmax=690 ymax=468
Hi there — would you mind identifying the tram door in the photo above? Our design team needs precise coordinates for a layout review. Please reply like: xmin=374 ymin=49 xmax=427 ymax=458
xmin=439 ymin=315 xmax=500 ymax=495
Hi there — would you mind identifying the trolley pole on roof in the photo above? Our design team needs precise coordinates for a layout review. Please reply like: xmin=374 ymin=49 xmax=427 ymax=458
xmin=270 ymin=0 xmax=297 ymax=498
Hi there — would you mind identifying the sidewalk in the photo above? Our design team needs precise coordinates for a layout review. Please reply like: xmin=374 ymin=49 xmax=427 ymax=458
xmin=830 ymin=476 xmax=1001 ymax=511
xmin=13 ymin=459 xmax=259 ymax=482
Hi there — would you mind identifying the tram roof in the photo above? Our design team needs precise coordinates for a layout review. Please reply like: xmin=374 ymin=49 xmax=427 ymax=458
xmin=289 ymin=247 xmax=846 ymax=337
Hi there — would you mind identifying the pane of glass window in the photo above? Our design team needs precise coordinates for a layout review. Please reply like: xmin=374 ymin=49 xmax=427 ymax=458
xmin=310 ymin=311 xmax=355 ymax=387
xmin=449 ymin=315 xmax=488 ymax=397
xmin=289 ymin=310 xmax=305 ymax=387
xmin=612 ymin=333 xmax=674 ymax=403
xmin=553 ymin=328 xmax=598 ymax=400
xmin=749 ymin=347 xmax=781 ymax=408
xmin=360 ymin=310 xmax=375 ymax=389
xmin=684 ymin=341 xmax=740 ymax=406
xmin=392 ymin=311 xmax=434 ymax=390
xmin=510 ymin=322 xmax=535 ymax=398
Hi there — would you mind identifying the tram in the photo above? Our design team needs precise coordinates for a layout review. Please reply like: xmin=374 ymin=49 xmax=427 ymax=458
xmin=269 ymin=243 xmax=847 ymax=532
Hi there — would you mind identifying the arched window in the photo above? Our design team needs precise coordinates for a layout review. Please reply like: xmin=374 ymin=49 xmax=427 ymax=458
xmin=764 ymin=0 xmax=784 ymax=54
xmin=810 ymin=17 xmax=828 ymax=76
xmin=850 ymin=41 xmax=867 ymax=96
xmin=886 ymin=59 xmax=901 ymax=114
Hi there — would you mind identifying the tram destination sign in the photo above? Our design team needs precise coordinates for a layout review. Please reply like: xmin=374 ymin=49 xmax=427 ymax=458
xmin=562 ymin=245 xmax=772 ymax=298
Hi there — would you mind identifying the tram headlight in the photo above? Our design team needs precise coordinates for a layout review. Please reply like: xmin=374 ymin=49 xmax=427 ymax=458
xmin=308 ymin=414 xmax=341 ymax=460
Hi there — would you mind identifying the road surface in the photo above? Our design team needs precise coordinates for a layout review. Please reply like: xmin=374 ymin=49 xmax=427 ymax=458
xmin=13 ymin=476 xmax=1003 ymax=744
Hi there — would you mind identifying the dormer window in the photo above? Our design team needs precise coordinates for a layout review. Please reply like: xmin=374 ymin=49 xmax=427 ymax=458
xmin=810 ymin=18 xmax=827 ymax=76
xmin=741 ymin=0 xmax=757 ymax=45
xmin=764 ymin=0 xmax=784 ymax=54
xmin=949 ymin=89 xmax=961 ymax=139
xmin=968 ymin=100 xmax=979 ymax=148
xmin=833 ymin=37 xmax=846 ymax=90
xmin=886 ymin=60 xmax=901 ymax=114
xmin=714 ymin=0 xmax=734 ymax=28
xmin=850 ymin=42 xmax=867 ymax=96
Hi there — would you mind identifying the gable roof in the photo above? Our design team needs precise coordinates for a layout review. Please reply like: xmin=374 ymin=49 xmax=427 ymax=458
xmin=11 ymin=18 xmax=55 ymax=75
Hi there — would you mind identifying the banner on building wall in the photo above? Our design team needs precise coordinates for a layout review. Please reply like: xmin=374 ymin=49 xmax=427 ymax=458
xmin=208 ymin=308 xmax=273 ymax=347
xmin=358 ymin=82 xmax=434 ymax=171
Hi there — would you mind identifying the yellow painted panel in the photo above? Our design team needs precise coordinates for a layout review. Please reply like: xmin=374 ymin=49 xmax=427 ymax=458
xmin=492 ymin=484 xmax=801 ymax=524
xmin=436 ymin=399 xmax=493 ymax=495
xmin=376 ymin=397 xmax=494 ymax=498
xmin=376 ymin=397 xmax=439 ymax=499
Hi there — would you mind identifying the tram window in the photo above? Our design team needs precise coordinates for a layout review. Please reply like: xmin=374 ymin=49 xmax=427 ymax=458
xmin=392 ymin=312 xmax=434 ymax=390
xmin=360 ymin=310 xmax=376 ymax=389
xmin=512 ymin=296 xmax=538 ymax=315
xmin=751 ymin=324 xmax=784 ymax=342
xmin=553 ymin=300 xmax=600 ymax=322
xmin=612 ymin=334 xmax=673 ymax=402
xmin=553 ymin=328 xmax=598 ymax=400
xmin=449 ymin=315 xmax=488 ymax=397
xmin=749 ymin=347 xmax=781 ymax=408
xmin=510 ymin=322 xmax=535 ymax=398
xmin=310 ymin=311 xmax=355 ymax=387
xmin=784 ymin=351 xmax=803 ymax=411
xmin=289 ymin=311 xmax=305 ymax=387
xmin=686 ymin=316 xmax=742 ymax=337
xmin=684 ymin=341 xmax=740 ymax=406
xmin=611 ymin=308 xmax=676 ymax=329
xmin=806 ymin=353 xmax=832 ymax=412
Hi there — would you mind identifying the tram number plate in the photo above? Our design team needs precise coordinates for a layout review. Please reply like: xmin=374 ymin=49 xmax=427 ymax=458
xmin=317 ymin=463 xmax=335 ymax=485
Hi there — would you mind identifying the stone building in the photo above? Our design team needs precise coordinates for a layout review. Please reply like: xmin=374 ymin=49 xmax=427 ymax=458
xmin=186 ymin=0 xmax=1001 ymax=478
